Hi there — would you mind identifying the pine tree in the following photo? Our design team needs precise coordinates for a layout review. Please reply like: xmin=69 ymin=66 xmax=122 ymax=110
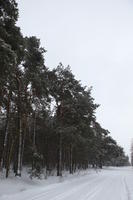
xmin=0 ymin=0 xmax=23 ymax=177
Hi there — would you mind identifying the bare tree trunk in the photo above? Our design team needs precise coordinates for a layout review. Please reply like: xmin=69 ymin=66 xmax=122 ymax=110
xmin=16 ymin=77 xmax=23 ymax=177
xmin=6 ymin=136 xmax=17 ymax=178
xmin=59 ymin=132 xmax=62 ymax=176
xmin=32 ymin=111 xmax=36 ymax=170
xmin=0 ymin=90 xmax=11 ymax=170
xmin=0 ymin=118 xmax=9 ymax=169
xmin=45 ymin=135 xmax=48 ymax=179
xmin=57 ymin=102 xmax=63 ymax=177
xmin=16 ymin=113 xmax=22 ymax=176
xmin=33 ymin=112 xmax=36 ymax=146
xmin=21 ymin=115 xmax=28 ymax=170
xmin=57 ymin=132 xmax=62 ymax=176
xmin=69 ymin=144 xmax=73 ymax=174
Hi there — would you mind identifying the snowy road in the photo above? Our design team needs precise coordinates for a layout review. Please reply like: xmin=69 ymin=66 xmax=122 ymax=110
xmin=1 ymin=167 xmax=133 ymax=200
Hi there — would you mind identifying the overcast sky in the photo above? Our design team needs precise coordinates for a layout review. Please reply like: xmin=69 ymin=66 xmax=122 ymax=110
xmin=17 ymin=0 xmax=133 ymax=156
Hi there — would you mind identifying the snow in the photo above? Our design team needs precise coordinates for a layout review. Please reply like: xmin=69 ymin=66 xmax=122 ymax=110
xmin=0 ymin=167 xmax=133 ymax=200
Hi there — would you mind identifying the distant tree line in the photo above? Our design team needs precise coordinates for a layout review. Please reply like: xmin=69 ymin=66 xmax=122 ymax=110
xmin=0 ymin=0 xmax=129 ymax=178
xmin=131 ymin=140 xmax=133 ymax=167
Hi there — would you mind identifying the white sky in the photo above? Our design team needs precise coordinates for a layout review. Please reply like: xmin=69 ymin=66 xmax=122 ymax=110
xmin=17 ymin=0 xmax=133 ymax=156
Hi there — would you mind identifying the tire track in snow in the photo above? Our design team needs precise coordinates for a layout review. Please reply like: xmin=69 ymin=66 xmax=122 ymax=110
xmin=25 ymin=174 xmax=101 ymax=200
xmin=80 ymin=176 xmax=116 ymax=200
xmin=46 ymin=175 xmax=109 ymax=200
xmin=123 ymin=177 xmax=131 ymax=200
xmin=2 ymin=167 xmax=132 ymax=200
xmin=23 ymin=173 xmax=118 ymax=200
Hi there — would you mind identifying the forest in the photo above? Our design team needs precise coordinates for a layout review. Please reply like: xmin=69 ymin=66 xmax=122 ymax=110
xmin=0 ymin=0 xmax=129 ymax=179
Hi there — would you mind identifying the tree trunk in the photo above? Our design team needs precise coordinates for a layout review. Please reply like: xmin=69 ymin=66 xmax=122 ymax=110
xmin=15 ymin=77 xmax=22 ymax=177
xmin=69 ymin=144 xmax=73 ymax=174
xmin=21 ymin=114 xmax=27 ymax=171
xmin=6 ymin=136 xmax=17 ymax=178
xmin=16 ymin=113 xmax=22 ymax=176
xmin=32 ymin=112 xmax=36 ymax=170
xmin=56 ymin=101 xmax=64 ymax=177
xmin=0 ymin=90 xmax=11 ymax=170
xmin=57 ymin=132 xmax=62 ymax=176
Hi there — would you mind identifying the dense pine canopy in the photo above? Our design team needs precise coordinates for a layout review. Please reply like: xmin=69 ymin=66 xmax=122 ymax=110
xmin=0 ymin=0 xmax=129 ymax=178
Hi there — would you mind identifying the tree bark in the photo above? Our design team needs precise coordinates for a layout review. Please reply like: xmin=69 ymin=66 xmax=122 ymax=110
xmin=0 ymin=90 xmax=12 ymax=170
xmin=15 ymin=77 xmax=23 ymax=177
xmin=32 ymin=111 xmax=36 ymax=170
xmin=69 ymin=144 xmax=73 ymax=174
xmin=57 ymin=132 xmax=62 ymax=176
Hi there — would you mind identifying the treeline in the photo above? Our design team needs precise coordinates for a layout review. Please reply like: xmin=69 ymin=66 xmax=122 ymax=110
xmin=0 ymin=0 xmax=129 ymax=178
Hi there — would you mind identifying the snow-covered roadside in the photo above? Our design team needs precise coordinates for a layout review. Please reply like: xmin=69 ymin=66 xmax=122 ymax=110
xmin=0 ymin=168 xmax=98 ymax=199
xmin=0 ymin=167 xmax=133 ymax=200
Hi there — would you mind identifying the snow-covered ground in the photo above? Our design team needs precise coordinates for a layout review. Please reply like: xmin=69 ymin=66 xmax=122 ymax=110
xmin=0 ymin=167 xmax=133 ymax=200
